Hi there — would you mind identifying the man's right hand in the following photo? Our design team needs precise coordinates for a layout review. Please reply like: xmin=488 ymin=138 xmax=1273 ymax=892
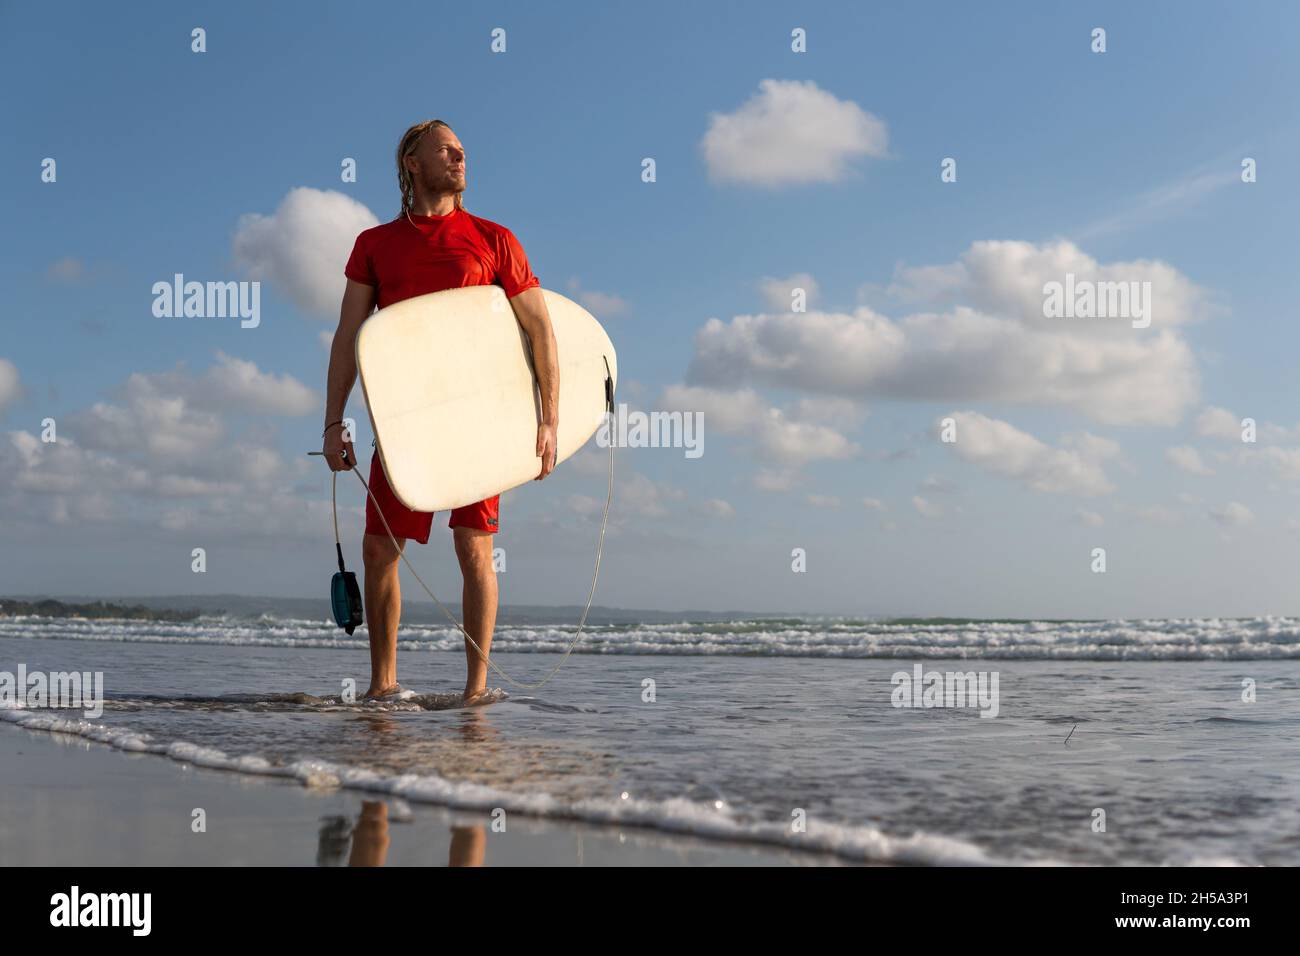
xmin=323 ymin=424 xmax=356 ymax=471
xmin=322 ymin=279 xmax=377 ymax=474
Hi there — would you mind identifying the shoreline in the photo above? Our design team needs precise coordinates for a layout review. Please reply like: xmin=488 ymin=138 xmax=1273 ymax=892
xmin=0 ymin=721 xmax=853 ymax=867
xmin=6 ymin=635 xmax=1287 ymax=866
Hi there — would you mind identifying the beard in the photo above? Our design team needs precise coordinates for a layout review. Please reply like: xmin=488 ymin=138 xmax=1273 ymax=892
xmin=415 ymin=166 xmax=466 ymax=199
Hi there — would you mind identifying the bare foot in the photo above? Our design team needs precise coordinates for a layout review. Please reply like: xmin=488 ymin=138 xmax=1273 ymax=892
xmin=363 ymin=683 xmax=404 ymax=702
xmin=462 ymin=686 xmax=490 ymax=706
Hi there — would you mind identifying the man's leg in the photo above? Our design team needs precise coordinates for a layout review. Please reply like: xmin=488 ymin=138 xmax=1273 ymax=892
xmin=362 ymin=532 xmax=405 ymax=696
xmin=453 ymin=526 xmax=498 ymax=702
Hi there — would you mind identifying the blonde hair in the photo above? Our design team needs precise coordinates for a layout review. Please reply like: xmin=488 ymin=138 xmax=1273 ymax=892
xmin=396 ymin=119 xmax=467 ymax=215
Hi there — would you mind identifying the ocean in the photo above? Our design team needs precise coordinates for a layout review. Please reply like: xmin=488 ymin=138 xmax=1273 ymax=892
xmin=3 ymin=610 xmax=1298 ymax=865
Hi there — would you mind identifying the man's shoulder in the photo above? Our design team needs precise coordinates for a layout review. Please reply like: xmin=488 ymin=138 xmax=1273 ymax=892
xmin=354 ymin=216 xmax=404 ymax=245
xmin=460 ymin=209 xmax=517 ymax=241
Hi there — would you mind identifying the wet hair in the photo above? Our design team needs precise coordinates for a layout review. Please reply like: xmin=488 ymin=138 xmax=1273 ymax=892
xmin=396 ymin=119 xmax=467 ymax=214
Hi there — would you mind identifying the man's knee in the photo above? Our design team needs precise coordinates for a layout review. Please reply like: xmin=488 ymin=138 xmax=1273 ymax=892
xmin=452 ymin=527 xmax=494 ymax=572
xmin=362 ymin=533 xmax=404 ymax=569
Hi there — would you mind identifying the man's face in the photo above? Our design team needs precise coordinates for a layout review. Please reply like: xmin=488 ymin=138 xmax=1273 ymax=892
xmin=407 ymin=127 xmax=466 ymax=196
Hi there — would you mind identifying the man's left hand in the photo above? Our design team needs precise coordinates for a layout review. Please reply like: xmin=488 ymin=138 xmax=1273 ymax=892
xmin=535 ymin=422 xmax=558 ymax=479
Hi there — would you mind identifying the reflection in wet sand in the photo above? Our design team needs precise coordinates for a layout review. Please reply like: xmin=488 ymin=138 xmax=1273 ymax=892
xmin=316 ymin=802 xmax=486 ymax=867
xmin=348 ymin=801 xmax=391 ymax=867
xmin=96 ymin=692 xmax=620 ymax=803
xmin=347 ymin=706 xmax=616 ymax=795
xmin=449 ymin=825 xmax=486 ymax=867
xmin=104 ymin=689 xmax=505 ymax=714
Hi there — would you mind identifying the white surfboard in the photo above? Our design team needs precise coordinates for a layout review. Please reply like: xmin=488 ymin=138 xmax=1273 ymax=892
xmin=355 ymin=285 xmax=617 ymax=513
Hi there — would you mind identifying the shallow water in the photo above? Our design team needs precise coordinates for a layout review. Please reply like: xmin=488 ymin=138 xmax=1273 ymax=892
xmin=2 ymin=616 xmax=1298 ymax=865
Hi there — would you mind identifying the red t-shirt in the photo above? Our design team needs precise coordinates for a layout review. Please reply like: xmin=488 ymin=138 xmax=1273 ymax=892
xmin=344 ymin=207 xmax=541 ymax=309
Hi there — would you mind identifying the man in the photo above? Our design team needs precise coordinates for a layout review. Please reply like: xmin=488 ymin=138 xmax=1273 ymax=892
xmin=322 ymin=119 xmax=559 ymax=705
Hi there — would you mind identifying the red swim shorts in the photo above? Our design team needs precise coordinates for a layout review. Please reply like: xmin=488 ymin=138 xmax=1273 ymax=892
xmin=362 ymin=450 xmax=499 ymax=544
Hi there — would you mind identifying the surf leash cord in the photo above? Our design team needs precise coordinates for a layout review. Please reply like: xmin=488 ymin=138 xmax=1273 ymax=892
xmin=318 ymin=357 xmax=615 ymax=691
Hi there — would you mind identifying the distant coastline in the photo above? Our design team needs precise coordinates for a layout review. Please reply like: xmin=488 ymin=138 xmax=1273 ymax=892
xmin=0 ymin=598 xmax=204 ymax=622
xmin=0 ymin=594 xmax=801 ymax=625
xmin=0 ymin=595 xmax=1098 ymax=626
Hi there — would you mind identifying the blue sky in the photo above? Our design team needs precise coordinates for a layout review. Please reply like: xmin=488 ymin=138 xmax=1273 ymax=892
xmin=3 ymin=1 xmax=1300 ymax=616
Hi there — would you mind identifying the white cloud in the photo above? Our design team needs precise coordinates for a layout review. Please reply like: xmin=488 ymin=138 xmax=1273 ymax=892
xmin=0 ymin=361 xmax=351 ymax=546
xmin=1195 ymin=406 xmax=1244 ymax=441
xmin=1244 ymin=447 xmax=1300 ymax=481
xmin=912 ymin=495 xmax=943 ymax=518
xmin=1076 ymin=509 xmax=1105 ymax=527
xmin=566 ymin=278 xmax=629 ymax=317
xmin=578 ymin=290 xmax=628 ymax=317
xmin=0 ymin=414 xmax=327 ymax=540
xmin=758 ymin=272 xmax=820 ymax=312
xmin=188 ymin=352 xmax=317 ymax=416
xmin=153 ymin=475 xmax=239 ymax=497
xmin=787 ymin=396 xmax=867 ymax=430
xmin=568 ymin=469 xmax=687 ymax=526
xmin=806 ymin=494 xmax=840 ymax=508
xmin=688 ymin=308 xmax=905 ymax=397
xmin=697 ymin=498 xmax=735 ymax=519
xmin=617 ymin=471 xmax=687 ymax=518
xmin=3 ymin=430 xmax=150 ymax=498
xmin=617 ymin=379 xmax=647 ymax=402
xmin=70 ymin=378 xmax=226 ymax=461
xmin=661 ymin=384 xmax=766 ymax=432
xmin=756 ymin=415 xmax=857 ymax=466
xmin=701 ymin=79 xmax=888 ymax=187
xmin=862 ymin=497 xmax=886 ymax=512
xmin=1165 ymin=445 xmax=1213 ymax=476
xmin=1209 ymin=501 xmax=1254 ymax=527
xmin=152 ymin=492 xmax=335 ymax=541
xmin=67 ymin=354 xmax=316 ymax=465
xmin=233 ymin=187 xmax=379 ymax=318
xmin=567 ymin=494 xmax=604 ymax=518
xmin=566 ymin=448 xmax=614 ymax=477
xmin=0 ymin=352 xmax=329 ymax=542
xmin=1196 ymin=406 xmax=1293 ymax=443
xmin=940 ymin=411 xmax=1117 ymax=497
xmin=660 ymin=384 xmax=858 ymax=468
xmin=920 ymin=474 xmax=958 ymax=494
xmin=1076 ymin=165 xmax=1239 ymax=241
xmin=1062 ymin=432 xmax=1122 ymax=462
xmin=689 ymin=240 xmax=1208 ymax=426
xmin=889 ymin=239 xmax=1213 ymax=329
xmin=754 ymin=468 xmax=799 ymax=492
xmin=1129 ymin=505 xmax=1182 ymax=526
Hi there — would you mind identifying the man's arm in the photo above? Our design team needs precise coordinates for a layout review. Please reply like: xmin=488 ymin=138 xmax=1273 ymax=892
xmin=322 ymin=278 xmax=377 ymax=471
xmin=509 ymin=286 xmax=560 ymax=479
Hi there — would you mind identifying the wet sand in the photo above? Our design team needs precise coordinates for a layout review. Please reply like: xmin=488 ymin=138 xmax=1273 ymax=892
xmin=0 ymin=724 xmax=844 ymax=867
